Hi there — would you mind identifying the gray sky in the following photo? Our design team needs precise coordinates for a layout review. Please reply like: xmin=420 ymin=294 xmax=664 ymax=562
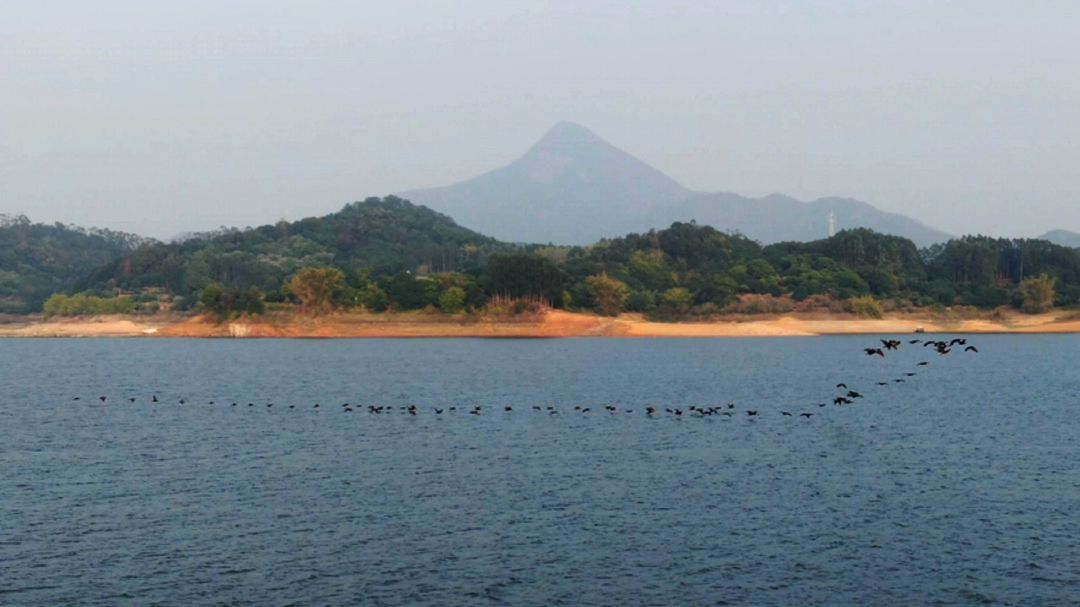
xmin=3 ymin=1 xmax=1079 ymax=239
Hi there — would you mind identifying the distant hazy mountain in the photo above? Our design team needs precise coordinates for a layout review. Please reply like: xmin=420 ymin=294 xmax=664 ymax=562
xmin=1040 ymin=229 xmax=1080 ymax=248
xmin=400 ymin=121 xmax=692 ymax=244
xmin=659 ymin=192 xmax=952 ymax=248
xmin=401 ymin=121 xmax=951 ymax=247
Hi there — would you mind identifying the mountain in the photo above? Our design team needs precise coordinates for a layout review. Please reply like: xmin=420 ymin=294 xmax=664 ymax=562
xmin=0 ymin=214 xmax=151 ymax=313
xmin=86 ymin=196 xmax=509 ymax=300
xmin=400 ymin=121 xmax=693 ymax=244
xmin=1040 ymin=229 xmax=1080 ymax=248
xmin=401 ymin=122 xmax=951 ymax=247
xmin=658 ymin=193 xmax=952 ymax=248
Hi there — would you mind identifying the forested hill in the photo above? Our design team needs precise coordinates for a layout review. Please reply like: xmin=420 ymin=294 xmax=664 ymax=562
xmin=5 ymin=198 xmax=1080 ymax=316
xmin=0 ymin=215 xmax=151 ymax=313
xmin=82 ymin=196 xmax=510 ymax=304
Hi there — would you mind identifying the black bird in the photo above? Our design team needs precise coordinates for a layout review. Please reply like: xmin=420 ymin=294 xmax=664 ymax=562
xmin=781 ymin=411 xmax=793 ymax=416
xmin=646 ymin=406 xmax=656 ymax=416
xmin=833 ymin=397 xmax=852 ymax=406
xmin=746 ymin=410 xmax=758 ymax=416
xmin=434 ymin=408 xmax=443 ymax=414
xmin=881 ymin=339 xmax=901 ymax=350
xmin=800 ymin=413 xmax=813 ymax=418
xmin=847 ymin=391 xmax=863 ymax=399
xmin=917 ymin=362 xmax=929 ymax=366
xmin=469 ymin=409 xmax=480 ymax=415
xmin=727 ymin=403 xmax=735 ymax=409
xmin=877 ymin=382 xmax=889 ymax=386
xmin=99 ymin=396 xmax=107 ymax=402
xmin=865 ymin=348 xmax=886 ymax=357
xmin=504 ymin=406 xmax=513 ymax=412
xmin=288 ymin=405 xmax=295 ymax=409
xmin=128 ymin=398 xmax=135 ymax=403
xmin=894 ymin=379 xmax=906 ymax=383
xmin=72 ymin=397 xmax=80 ymax=401
xmin=965 ymin=346 xmax=979 ymax=353
xmin=950 ymin=338 xmax=967 ymax=346
xmin=152 ymin=395 xmax=158 ymax=403
xmin=232 ymin=403 xmax=237 ymax=407
xmin=909 ymin=339 xmax=922 ymax=344
xmin=344 ymin=407 xmax=353 ymax=412
xmin=904 ymin=372 xmax=916 ymax=377
xmin=313 ymin=404 xmax=319 ymax=408
xmin=533 ymin=406 xmax=541 ymax=411
xmin=179 ymin=399 xmax=186 ymax=404
xmin=836 ymin=383 xmax=848 ymax=389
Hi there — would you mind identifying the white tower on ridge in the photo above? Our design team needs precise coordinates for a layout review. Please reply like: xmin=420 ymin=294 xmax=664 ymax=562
xmin=827 ymin=211 xmax=837 ymax=238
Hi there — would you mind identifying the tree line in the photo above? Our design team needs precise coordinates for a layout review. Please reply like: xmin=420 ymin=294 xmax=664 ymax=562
xmin=194 ymin=223 xmax=1076 ymax=320
xmin=3 ymin=199 xmax=1077 ymax=319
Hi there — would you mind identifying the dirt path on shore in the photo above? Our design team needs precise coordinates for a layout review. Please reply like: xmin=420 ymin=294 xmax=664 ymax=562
xmin=2 ymin=309 xmax=1078 ymax=338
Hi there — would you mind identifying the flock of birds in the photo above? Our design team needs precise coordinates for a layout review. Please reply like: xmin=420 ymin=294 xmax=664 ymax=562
xmin=69 ymin=336 xmax=980 ymax=421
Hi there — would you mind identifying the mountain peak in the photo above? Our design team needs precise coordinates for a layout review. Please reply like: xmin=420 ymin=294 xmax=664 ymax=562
xmin=530 ymin=121 xmax=606 ymax=151
xmin=400 ymin=123 xmax=949 ymax=246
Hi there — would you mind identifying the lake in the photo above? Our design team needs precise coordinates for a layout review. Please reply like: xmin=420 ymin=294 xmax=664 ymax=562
xmin=2 ymin=336 xmax=1078 ymax=606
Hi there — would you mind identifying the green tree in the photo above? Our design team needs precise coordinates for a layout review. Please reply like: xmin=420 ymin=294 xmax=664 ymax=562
xmin=438 ymin=286 xmax=466 ymax=313
xmin=1019 ymin=274 xmax=1056 ymax=313
xmin=585 ymin=274 xmax=629 ymax=316
xmin=358 ymin=283 xmax=389 ymax=312
xmin=625 ymin=290 xmax=657 ymax=312
xmin=661 ymin=287 xmax=694 ymax=312
xmin=200 ymin=283 xmax=225 ymax=315
xmin=288 ymin=268 xmax=345 ymax=312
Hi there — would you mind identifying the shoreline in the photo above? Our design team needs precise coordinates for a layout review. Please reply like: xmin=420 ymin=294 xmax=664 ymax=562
xmin=1 ymin=309 xmax=1079 ymax=338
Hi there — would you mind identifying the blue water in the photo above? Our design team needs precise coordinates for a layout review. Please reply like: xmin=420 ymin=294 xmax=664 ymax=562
xmin=1 ymin=336 xmax=1078 ymax=606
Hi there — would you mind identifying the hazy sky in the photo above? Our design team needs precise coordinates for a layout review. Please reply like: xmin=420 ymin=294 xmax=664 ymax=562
xmin=3 ymin=1 xmax=1079 ymax=239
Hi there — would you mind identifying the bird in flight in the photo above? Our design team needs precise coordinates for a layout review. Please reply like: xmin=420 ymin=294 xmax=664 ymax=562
xmin=881 ymin=339 xmax=901 ymax=350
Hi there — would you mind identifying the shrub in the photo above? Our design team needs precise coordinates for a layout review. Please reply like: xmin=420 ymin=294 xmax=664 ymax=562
xmin=846 ymin=295 xmax=884 ymax=319
xmin=1019 ymin=274 xmax=1056 ymax=314
xmin=793 ymin=294 xmax=844 ymax=313
xmin=723 ymin=294 xmax=795 ymax=315
xmin=43 ymin=294 xmax=136 ymax=318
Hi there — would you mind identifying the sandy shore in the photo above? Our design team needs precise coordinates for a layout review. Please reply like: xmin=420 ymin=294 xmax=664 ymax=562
xmin=2 ymin=309 xmax=1079 ymax=338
